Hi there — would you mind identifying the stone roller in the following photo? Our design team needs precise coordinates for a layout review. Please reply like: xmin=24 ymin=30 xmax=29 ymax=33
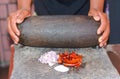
xmin=18 ymin=15 xmax=100 ymax=48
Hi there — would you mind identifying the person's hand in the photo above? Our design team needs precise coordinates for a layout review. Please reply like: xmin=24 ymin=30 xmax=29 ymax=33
xmin=8 ymin=9 xmax=31 ymax=44
xmin=88 ymin=9 xmax=110 ymax=47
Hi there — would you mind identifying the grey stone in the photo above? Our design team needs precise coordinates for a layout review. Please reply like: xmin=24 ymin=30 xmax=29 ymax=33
xmin=19 ymin=15 xmax=100 ymax=48
xmin=10 ymin=44 xmax=120 ymax=79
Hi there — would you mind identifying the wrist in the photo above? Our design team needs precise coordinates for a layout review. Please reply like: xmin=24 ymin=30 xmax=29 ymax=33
xmin=89 ymin=8 xmax=102 ymax=13
xmin=90 ymin=0 xmax=104 ymax=12
xmin=17 ymin=8 xmax=31 ymax=17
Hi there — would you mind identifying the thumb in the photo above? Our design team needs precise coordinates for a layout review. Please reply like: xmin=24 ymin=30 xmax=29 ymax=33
xmin=88 ymin=10 xmax=100 ymax=21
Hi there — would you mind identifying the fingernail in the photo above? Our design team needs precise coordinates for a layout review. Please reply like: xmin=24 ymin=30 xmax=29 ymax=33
xmin=99 ymin=37 xmax=102 ymax=42
xmin=16 ymin=32 xmax=20 ymax=36
xmin=100 ymin=43 xmax=103 ymax=47
xmin=104 ymin=43 xmax=107 ymax=47
xmin=14 ymin=40 xmax=17 ymax=44
xmin=17 ymin=19 xmax=22 ymax=23
xmin=97 ymin=30 xmax=100 ymax=34
xmin=14 ymin=41 xmax=18 ymax=44
xmin=14 ymin=37 xmax=19 ymax=44
xmin=94 ymin=16 xmax=100 ymax=21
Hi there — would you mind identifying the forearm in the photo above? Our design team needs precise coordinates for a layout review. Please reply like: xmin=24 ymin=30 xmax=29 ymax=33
xmin=17 ymin=0 xmax=32 ymax=11
xmin=90 ymin=0 xmax=105 ymax=12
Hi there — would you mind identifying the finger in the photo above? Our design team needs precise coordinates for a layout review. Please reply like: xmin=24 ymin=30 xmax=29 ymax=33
xmin=98 ymin=29 xmax=109 ymax=45
xmin=99 ymin=40 xmax=107 ymax=47
xmin=8 ymin=18 xmax=14 ymax=41
xmin=10 ymin=15 xmax=20 ymax=36
xmin=97 ymin=12 xmax=107 ymax=35
xmin=104 ymin=42 xmax=107 ymax=47
xmin=8 ymin=18 xmax=19 ymax=44
xmin=8 ymin=21 xmax=19 ymax=44
xmin=99 ymin=23 xmax=110 ymax=42
xmin=98 ymin=37 xmax=107 ymax=48
xmin=99 ymin=39 xmax=106 ymax=47
xmin=99 ymin=42 xmax=104 ymax=47
xmin=98 ymin=32 xmax=109 ymax=44
xmin=98 ymin=36 xmax=103 ymax=43
xmin=93 ymin=11 xmax=100 ymax=21
xmin=98 ymin=31 xmax=109 ymax=47
xmin=93 ymin=16 xmax=100 ymax=21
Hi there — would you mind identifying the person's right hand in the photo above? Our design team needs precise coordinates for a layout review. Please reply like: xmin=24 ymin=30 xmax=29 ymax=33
xmin=8 ymin=9 xmax=31 ymax=44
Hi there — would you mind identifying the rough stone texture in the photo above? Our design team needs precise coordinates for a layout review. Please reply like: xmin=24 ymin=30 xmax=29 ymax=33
xmin=10 ymin=45 xmax=120 ymax=79
xmin=19 ymin=15 xmax=100 ymax=48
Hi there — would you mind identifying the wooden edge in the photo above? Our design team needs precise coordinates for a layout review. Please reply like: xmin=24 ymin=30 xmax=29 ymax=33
xmin=8 ymin=45 xmax=15 ymax=79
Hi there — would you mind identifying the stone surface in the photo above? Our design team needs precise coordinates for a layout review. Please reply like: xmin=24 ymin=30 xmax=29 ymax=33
xmin=10 ymin=45 xmax=120 ymax=79
xmin=106 ymin=44 xmax=120 ymax=74
xmin=19 ymin=15 xmax=100 ymax=48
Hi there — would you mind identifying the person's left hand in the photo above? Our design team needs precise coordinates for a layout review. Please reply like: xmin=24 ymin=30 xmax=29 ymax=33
xmin=88 ymin=9 xmax=110 ymax=47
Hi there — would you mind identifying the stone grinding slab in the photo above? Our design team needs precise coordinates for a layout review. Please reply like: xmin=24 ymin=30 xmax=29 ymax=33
xmin=10 ymin=45 xmax=120 ymax=79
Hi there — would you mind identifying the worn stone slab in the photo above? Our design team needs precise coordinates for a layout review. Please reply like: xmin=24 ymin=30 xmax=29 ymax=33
xmin=10 ymin=45 xmax=120 ymax=79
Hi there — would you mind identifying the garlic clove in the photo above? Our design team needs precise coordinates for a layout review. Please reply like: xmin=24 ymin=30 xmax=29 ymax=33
xmin=54 ymin=65 xmax=69 ymax=72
